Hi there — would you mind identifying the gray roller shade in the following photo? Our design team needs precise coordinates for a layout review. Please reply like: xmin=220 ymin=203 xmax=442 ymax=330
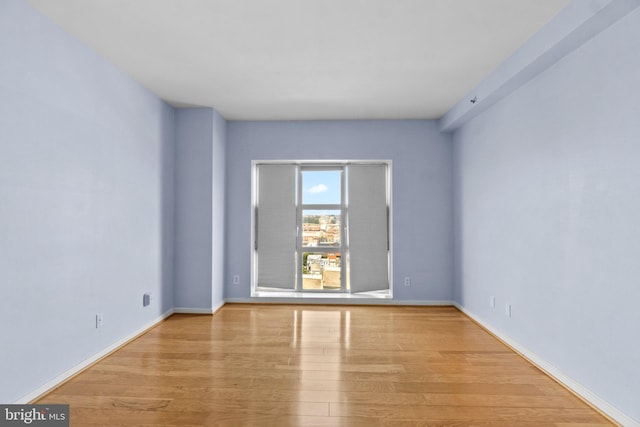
xmin=347 ymin=164 xmax=389 ymax=293
xmin=256 ymin=164 xmax=297 ymax=289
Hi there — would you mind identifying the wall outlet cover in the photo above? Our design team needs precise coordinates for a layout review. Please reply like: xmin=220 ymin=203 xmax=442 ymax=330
xmin=505 ymin=304 xmax=512 ymax=317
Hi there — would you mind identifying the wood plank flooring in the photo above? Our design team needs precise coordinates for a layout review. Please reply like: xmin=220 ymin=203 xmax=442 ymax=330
xmin=36 ymin=305 xmax=613 ymax=426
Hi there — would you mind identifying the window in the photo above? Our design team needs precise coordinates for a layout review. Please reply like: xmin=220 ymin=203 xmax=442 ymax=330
xmin=300 ymin=167 xmax=344 ymax=290
xmin=253 ymin=161 xmax=391 ymax=295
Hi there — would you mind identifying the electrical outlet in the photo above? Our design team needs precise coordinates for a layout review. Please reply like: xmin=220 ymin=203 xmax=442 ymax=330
xmin=505 ymin=304 xmax=511 ymax=318
xmin=96 ymin=313 xmax=103 ymax=328
xmin=233 ymin=275 xmax=240 ymax=285
xmin=143 ymin=292 xmax=151 ymax=307
xmin=489 ymin=296 xmax=495 ymax=308
xmin=404 ymin=277 xmax=411 ymax=287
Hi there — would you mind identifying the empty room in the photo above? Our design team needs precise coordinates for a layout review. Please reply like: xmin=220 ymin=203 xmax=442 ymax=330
xmin=1 ymin=0 xmax=639 ymax=425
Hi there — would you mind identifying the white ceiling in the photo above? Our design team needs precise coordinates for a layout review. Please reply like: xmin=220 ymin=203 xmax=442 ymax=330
xmin=27 ymin=0 xmax=571 ymax=121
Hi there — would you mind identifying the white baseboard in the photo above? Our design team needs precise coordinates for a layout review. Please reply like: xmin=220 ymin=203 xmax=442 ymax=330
xmin=17 ymin=308 xmax=174 ymax=404
xmin=454 ymin=303 xmax=638 ymax=427
xmin=173 ymin=307 xmax=214 ymax=314
xmin=174 ymin=300 xmax=225 ymax=315
xmin=226 ymin=297 xmax=454 ymax=306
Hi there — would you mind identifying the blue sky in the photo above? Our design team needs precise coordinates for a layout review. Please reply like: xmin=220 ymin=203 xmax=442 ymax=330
xmin=302 ymin=170 xmax=341 ymax=205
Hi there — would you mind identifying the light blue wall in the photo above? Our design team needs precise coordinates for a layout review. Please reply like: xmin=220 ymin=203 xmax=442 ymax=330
xmin=174 ymin=108 xmax=226 ymax=310
xmin=0 ymin=0 xmax=175 ymax=403
xmin=225 ymin=120 xmax=454 ymax=302
xmin=452 ymin=6 xmax=640 ymax=422
xmin=174 ymin=109 xmax=213 ymax=309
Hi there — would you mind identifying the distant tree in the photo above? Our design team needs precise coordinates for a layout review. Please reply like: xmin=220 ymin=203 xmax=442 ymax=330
xmin=305 ymin=216 xmax=320 ymax=224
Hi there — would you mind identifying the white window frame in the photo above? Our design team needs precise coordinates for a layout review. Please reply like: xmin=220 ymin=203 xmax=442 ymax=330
xmin=251 ymin=160 xmax=393 ymax=297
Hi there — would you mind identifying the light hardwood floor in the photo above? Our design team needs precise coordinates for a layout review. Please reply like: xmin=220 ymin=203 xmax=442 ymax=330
xmin=37 ymin=305 xmax=614 ymax=426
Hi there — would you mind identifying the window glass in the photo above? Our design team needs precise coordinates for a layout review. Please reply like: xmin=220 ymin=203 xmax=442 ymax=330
xmin=302 ymin=210 xmax=341 ymax=247
xmin=302 ymin=170 xmax=341 ymax=205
